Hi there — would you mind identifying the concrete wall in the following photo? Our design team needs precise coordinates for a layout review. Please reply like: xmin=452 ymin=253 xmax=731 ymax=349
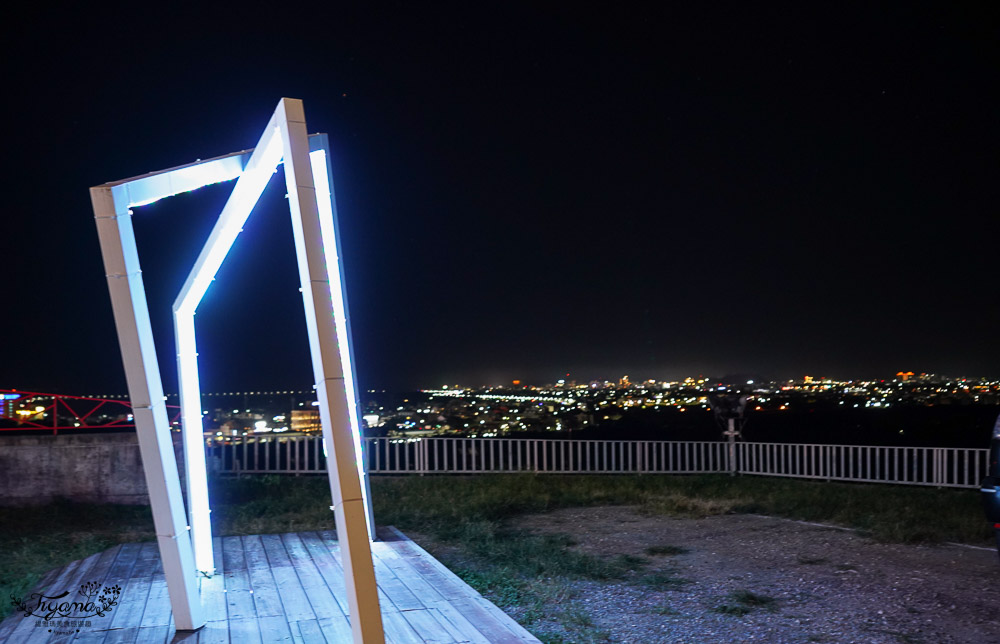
xmin=0 ymin=432 xmax=184 ymax=506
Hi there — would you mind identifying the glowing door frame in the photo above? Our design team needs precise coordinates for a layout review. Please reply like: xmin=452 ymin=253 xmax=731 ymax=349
xmin=90 ymin=98 xmax=382 ymax=642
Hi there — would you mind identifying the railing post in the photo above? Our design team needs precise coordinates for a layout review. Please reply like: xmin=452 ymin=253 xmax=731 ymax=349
xmin=726 ymin=418 xmax=738 ymax=476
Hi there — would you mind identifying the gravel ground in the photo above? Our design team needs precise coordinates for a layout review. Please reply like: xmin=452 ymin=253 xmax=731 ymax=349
xmin=509 ymin=506 xmax=1000 ymax=644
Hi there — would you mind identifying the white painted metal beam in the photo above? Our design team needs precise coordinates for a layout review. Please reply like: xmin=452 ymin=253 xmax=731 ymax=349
xmin=309 ymin=140 xmax=377 ymax=536
xmin=90 ymin=187 xmax=204 ymax=631
xmin=171 ymin=114 xmax=285 ymax=575
xmin=277 ymin=97 xmax=384 ymax=643
xmin=92 ymin=98 xmax=384 ymax=642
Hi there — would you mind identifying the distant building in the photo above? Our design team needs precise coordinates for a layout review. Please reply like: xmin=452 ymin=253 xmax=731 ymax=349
xmin=291 ymin=409 xmax=321 ymax=433
xmin=0 ymin=393 xmax=21 ymax=419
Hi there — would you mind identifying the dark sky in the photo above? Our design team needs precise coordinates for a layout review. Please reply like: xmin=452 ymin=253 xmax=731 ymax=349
xmin=3 ymin=2 xmax=998 ymax=394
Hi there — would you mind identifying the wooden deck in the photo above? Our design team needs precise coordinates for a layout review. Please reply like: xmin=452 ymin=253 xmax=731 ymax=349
xmin=0 ymin=527 xmax=540 ymax=643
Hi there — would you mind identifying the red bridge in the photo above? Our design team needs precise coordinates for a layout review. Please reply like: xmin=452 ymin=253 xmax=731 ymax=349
xmin=0 ymin=389 xmax=180 ymax=434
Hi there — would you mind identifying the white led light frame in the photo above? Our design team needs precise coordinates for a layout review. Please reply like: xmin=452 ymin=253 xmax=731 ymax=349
xmin=91 ymin=99 xmax=382 ymax=641
xmin=173 ymin=120 xmax=375 ymax=575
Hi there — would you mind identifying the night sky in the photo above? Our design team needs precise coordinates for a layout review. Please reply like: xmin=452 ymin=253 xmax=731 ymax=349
xmin=4 ymin=3 xmax=997 ymax=394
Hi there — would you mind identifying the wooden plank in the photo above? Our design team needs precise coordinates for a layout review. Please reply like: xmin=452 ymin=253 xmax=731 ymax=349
xmin=259 ymin=534 xmax=315 ymax=623
xmin=419 ymin=607 xmax=474 ymax=644
xmin=48 ymin=545 xmax=124 ymax=644
xmin=382 ymin=527 xmax=539 ymax=643
xmin=257 ymin=614 xmax=294 ymax=642
xmin=397 ymin=607 xmax=460 ymax=644
xmin=134 ymin=592 xmax=173 ymax=634
xmin=78 ymin=542 xmax=144 ymax=641
xmin=195 ymin=620 xmax=230 ymax=644
xmin=242 ymin=535 xmax=285 ymax=618
xmin=105 ymin=542 xmax=158 ymax=637
xmin=431 ymin=603 xmax=495 ymax=644
xmin=4 ymin=528 xmax=544 ymax=644
xmin=367 ymin=543 xmax=425 ymax=612
xmin=371 ymin=541 xmax=448 ymax=606
xmin=290 ymin=534 xmax=355 ymax=638
xmin=0 ymin=559 xmax=79 ymax=641
xmin=380 ymin=609 xmax=424 ymax=644
xmin=0 ymin=610 xmax=21 ymax=641
xmin=222 ymin=536 xmax=255 ymax=620
xmin=103 ymin=626 xmax=140 ymax=644
xmin=32 ymin=563 xmax=65 ymax=594
xmin=316 ymin=615 xmax=355 ymax=644
xmin=40 ymin=543 xmax=141 ymax=644
xmin=8 ymin=557 xmax=87 ymax=643
xmin=326 ymin=527 xmax=534 ymax=643
xmin=72 ymin=627 xmax=110 ymax=644
xmin=168 ymin=627 xmax=200 ymax=644
xmin=472 ymin=594 xmax=541 ymax=641
xmin=139 ymin=555 xmax=171 ymax=628
xmin=108 ymin=543 xmax=144 ymax=578
xmin=290 ymin=619 xmax=329 ymax=644
xmin=198 ymin=574 xmax=228 ymax=622
xmin=374 ymin=541 xmax=508 ymax=644
xmin=280 ymin=533 xmax=351 ymax=621
xmin=228 ymin=617 xmax=263 ymax=644
xmin=24 ymin=549 xmax=118 ymax=644
xmin=379 ymin=531 xmax=468 ymax=602
xmin=134 ymin=624 xmax=169 ymax=643
xmin=318 ymin=530 xmax=400 ymax=620
xmin=447 ymin=597 xmax=534 ymax=644
xmin=212 ymin=535 xmax=225 ymax=573
xmin=298 ymin=532 xmax=351 ymax=618
xmin=198 ymin=537 xmax=227 ymax=623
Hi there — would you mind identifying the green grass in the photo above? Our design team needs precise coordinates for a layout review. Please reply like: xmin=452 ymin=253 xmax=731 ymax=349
xmin=637 ymin=570 xmax=692 ymax=590
xmin=533 ymin=603 xmax=612 ymax=644
xmin=0 ymin=501 xmax=156 ymax=621
xmin=0 ymin=473 xmax=992 ymax=626
xmin=712 ymin=589 xmax=778 ymax=616
xmin=369 ymin=474 xmax=992 ymax=546
xmin=645 ymin=544 xmax=690 ymax=556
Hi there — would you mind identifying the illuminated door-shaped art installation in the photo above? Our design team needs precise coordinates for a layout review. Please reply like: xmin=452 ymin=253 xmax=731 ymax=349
xmin=90 ymin=98 xmax=384 ymax=642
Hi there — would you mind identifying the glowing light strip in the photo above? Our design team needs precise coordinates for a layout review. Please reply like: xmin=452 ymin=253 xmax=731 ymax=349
xmin=173 ymin=313 xmax=213 ymax=574
xmin=146 ymin=122 xmax=374 ymax=574
xmin=175 ymin=128 xmax=283 ymax=315
xmin=309 ymin=149 xmax=373 ymax=539
xmin=100 ymin=98 xmax=383 ymax=638
xmin=171 ymin=125 xmax=283 ymax=574
xmin=118 ymin=154 xmax=249 ymax=208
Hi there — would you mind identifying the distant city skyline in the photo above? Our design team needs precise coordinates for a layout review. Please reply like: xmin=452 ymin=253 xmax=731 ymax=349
xmin=21 ymin=369 xmax=998 ymax=400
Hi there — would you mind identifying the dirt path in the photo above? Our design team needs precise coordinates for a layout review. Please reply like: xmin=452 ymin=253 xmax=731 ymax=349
xmin=514 ymin=506 xmax=1000 ymax=643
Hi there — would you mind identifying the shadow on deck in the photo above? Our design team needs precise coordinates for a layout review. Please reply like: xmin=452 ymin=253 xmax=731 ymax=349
xmin=0 ymin=527 xmax=540 ymax=643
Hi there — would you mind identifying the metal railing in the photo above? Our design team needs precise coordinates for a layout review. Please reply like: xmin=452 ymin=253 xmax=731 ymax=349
xmin=737 ymin=442 xmax=988 ymax=488
xmin=205 ymin=436 xmax=989 ymax=488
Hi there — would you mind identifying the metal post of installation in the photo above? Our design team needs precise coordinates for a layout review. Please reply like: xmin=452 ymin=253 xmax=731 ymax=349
xmin=91 ymin=188 xmax=204 ymax=631
xmin=278 ymin=99 xmax=384 ymax=642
